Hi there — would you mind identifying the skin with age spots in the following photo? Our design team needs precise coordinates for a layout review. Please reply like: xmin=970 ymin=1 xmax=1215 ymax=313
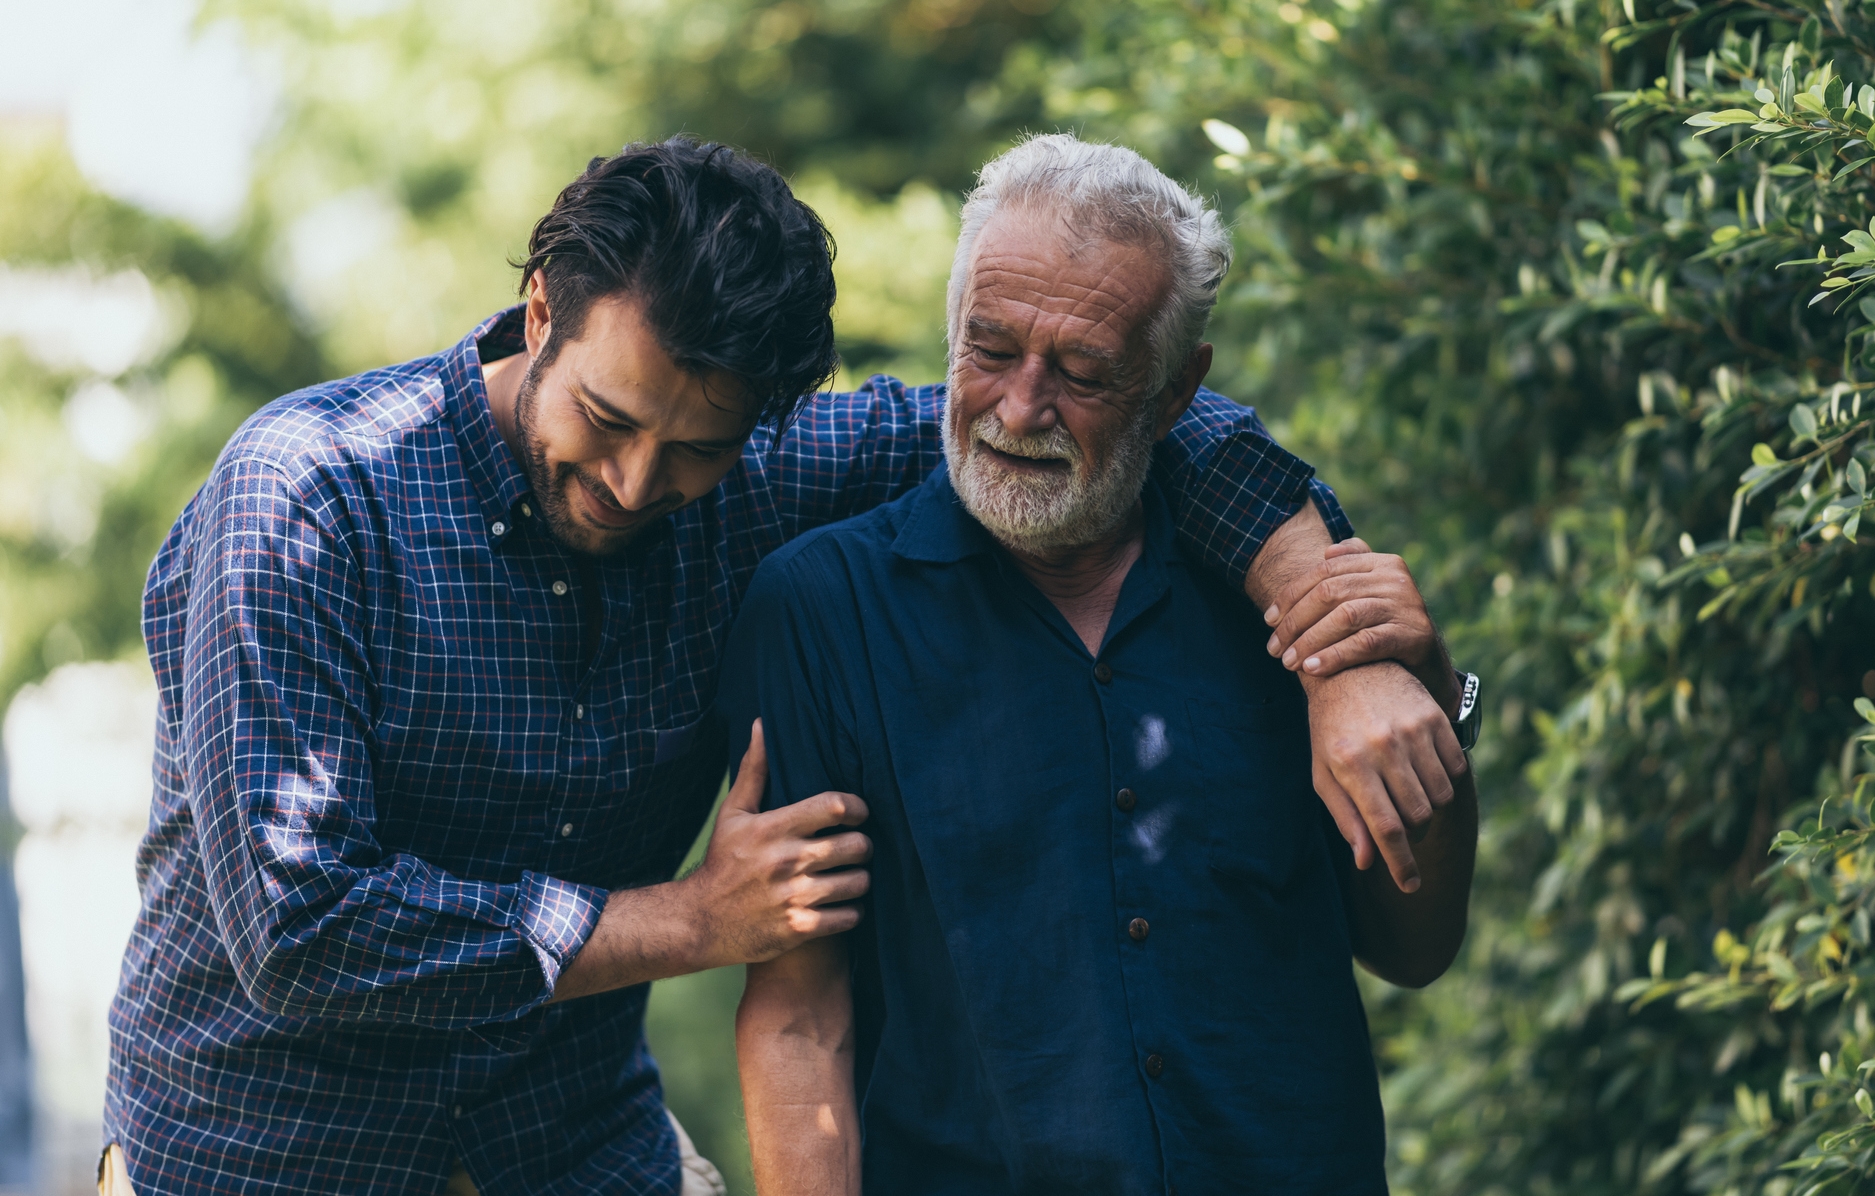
xmin=483 ymin=276 xmax=754 ymax=557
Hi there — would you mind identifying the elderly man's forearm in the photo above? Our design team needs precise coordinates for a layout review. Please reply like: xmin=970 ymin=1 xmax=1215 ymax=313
xmin=739 ymin=944 xmax=862 ymax=1196
xmin=1349 ymin=771 xmax=1478 ymax=988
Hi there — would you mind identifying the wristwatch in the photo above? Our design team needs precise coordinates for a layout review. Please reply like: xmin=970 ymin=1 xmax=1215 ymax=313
xmin=1452 ymin=670 xmax=1482 ymax=751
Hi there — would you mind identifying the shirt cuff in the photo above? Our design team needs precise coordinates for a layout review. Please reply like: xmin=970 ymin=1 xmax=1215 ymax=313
xmin=1177 ymin=429 xmax=1319 ymax=588
xmin=1309 ymin=477 xmax=1356 ymax=543
xmin=511 ymin=871 xmax=608 ymax=996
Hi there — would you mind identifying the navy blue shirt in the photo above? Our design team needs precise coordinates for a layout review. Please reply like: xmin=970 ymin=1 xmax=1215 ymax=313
xmin=721 ymin=466 xmax=1388 ymax=1195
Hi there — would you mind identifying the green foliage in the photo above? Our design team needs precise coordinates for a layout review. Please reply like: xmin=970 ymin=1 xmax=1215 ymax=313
xmin=1038 ymin=0 xmax=1875 ymax=1190
xmin=0 ymin=127 xmax=324 ymax=709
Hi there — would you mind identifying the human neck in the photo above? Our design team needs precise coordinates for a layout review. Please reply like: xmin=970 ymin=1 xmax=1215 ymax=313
xmin=998 ymin=502 xmax=1145 ymax=654
xmin=482 ymin=349 xmax=527 ymax=462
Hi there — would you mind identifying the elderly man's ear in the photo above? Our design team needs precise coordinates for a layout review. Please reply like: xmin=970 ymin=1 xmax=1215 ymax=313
xmin=1152 ymin=343 xmax=1214 ymax=441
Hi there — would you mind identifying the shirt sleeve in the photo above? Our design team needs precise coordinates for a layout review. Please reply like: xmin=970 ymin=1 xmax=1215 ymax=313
xmin=753 ymin=378 xmax=1351 ymax=590
xmin=180 ymin=455 xmax=605 ymax=1028
xmin=717 ymin=544 xmax=858 ymax=810
xmin=1158 ymin=390 xmax=1355 ymax=586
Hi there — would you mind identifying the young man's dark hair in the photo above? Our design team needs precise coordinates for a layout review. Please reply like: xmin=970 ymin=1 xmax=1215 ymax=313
xmin=519 ymin=138 xmax=840 ymax=425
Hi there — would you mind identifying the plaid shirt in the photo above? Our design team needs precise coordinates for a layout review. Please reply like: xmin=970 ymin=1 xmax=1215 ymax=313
xmin=105 ymin=307 xmax=1349 ymax=1195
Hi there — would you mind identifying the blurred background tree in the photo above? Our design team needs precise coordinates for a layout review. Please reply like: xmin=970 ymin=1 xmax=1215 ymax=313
xmin=7 ymin=0 xmax=1875 ymax=1192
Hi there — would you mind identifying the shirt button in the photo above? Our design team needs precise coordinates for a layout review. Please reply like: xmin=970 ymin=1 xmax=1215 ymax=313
xmin=560 ymin=823 xmax=574 ymax=837
xmin=552 ymin=580 xmax=569 ymax=596
xmin=1144 ymin=1054 xmax=1165 ymax=1079
xmin=520 ymin=502 xmax=533 ymax=517
xmin=574 ymin=704 xmax=586 ymax=719
xmin=1128 ymin=917 xmax=1150 ymax=942
xmin=452 ymin=1105 xmax=464 ymax=1118
xmin=1093 ymin=662 xmax=1113 ymax=685
xmin=490 ymin=521 xmax=506 ymax=537
xmin=1115 ymin=788 xmax=1136 ymax=812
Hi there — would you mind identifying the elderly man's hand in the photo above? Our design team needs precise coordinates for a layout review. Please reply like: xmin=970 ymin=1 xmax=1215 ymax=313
xmin=1262 ymin=538 xmax=1462 ymax=716
xmin=1245 ymin=507 xmax=1470 ymax=891
xmin=1304 ymin=663 xmax=1466 ymax=890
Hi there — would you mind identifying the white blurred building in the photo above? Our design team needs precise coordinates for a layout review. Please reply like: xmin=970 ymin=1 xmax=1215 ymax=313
xmin=3 ymin=664 xmax=154 ymax=1195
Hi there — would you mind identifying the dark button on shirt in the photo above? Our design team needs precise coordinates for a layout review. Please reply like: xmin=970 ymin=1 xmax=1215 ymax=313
xmin=723 ymin=466 xmax=1386 ymax=1196
xmin=109 ymin=305 xmax=1347 ymax=1194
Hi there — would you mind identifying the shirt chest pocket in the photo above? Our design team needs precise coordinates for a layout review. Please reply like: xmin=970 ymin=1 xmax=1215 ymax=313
xmin=1186 ymin=697 xmax=1315 ymax=896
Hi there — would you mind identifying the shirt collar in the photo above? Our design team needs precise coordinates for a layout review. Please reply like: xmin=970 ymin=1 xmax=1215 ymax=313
xmin=891 ymin=461 xmax=999 ymax=564
xmin=444 ymin=306 xmax=535 ymax=532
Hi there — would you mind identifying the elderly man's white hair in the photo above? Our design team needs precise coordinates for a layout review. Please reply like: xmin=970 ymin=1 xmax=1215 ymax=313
xmin=946 ymin=133 xmax=1233 ymax=397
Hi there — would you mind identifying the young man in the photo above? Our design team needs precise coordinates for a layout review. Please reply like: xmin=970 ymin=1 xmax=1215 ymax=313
xmin=726 ymin=135 xmax=1479 ymax=1194
xmin=106 ymin=138 xmax=1459 ymax=1194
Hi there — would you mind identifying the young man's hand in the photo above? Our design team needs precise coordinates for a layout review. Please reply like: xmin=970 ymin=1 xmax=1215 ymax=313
xmin=683 ymin=720 xmax=873 ymax=968
xmin=551 ymin=721 xmax=871 ymax=1002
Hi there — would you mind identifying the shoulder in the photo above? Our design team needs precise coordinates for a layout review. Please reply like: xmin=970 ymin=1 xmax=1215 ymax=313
xmin=746 ymin=485 xmax=924 ymax=609
xmin=212 ymin=356 xmax=451 ymax=500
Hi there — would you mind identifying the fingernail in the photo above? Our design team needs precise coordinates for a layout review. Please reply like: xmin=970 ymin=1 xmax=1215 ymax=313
xmin=1303 ymin=656 xmax=1321 ymax=672
xmin=1281 ymin=648 xmax=1297 ymax=667
xmin=1266 ymin=633 xmax=1279 ymax=654
xmin=1263 ymin=604 xmax=1279 ymax=625
xmin=1402 ymin=876 xmax=1421 ymax=893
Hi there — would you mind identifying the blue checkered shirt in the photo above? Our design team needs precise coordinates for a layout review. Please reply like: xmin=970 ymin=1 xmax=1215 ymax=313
xmin=105 ymin=307 xmax=1350 ymax=1194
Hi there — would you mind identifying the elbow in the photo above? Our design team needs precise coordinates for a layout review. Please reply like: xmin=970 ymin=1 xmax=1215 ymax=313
xmin=236 ymin=952 xmax=324 ymax=1019
xmin=1356 ymin=915 xmax=1469 ymax=990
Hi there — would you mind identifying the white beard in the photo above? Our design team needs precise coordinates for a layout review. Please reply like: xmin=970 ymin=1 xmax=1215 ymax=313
xmin=942 ymin=374 xmax=1159 ymax=554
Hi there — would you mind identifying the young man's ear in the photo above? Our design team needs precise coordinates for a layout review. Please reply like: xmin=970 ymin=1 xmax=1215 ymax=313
xmin=1153 ymin=343 xmax=1213 ymax=441
xmin=523 ymin=270 xmax=553 ymax=360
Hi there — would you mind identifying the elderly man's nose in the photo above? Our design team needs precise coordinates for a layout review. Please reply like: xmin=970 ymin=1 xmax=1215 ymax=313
xmin=997 ymin=358 xmax=1058 ymax=436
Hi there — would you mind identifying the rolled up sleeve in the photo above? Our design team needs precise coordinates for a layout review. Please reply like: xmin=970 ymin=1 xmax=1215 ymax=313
xmin=1160 ymin=390 xmax=1354 ymax=587
xmin=181 ymin=457 xmax=605 ymax=1027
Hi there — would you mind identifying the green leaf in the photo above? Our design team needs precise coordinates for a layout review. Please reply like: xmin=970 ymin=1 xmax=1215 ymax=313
xmin=1791 ymin=403 xmax=1820 ymax=438
xmin=1712 ymin=226 xmax=1743 ymax=244
xmin=1802 ymin=15 xmax=1822 ymax=55
xmin=1201 ymin=119 xmax=1251 ymax=157
xmin=1706 ymin=109 xmax=1765 ymax=125
xmin=1753 ymin=442 xmax=1781 ymax=467
xmin=1846 ymin=231 xmax=1875 ymax=253
xmin=1768 ymin=163 xmax=1812 ymax=176
xmin=1576 ymin=220 xmax=1610 ymax=244
xmin=1798 ymin=91 xmax=1830 ymax=116
xmin=1822 ymin=276 xmax=1854 ymax=287
xmin=1847 ymin=509 xmax=1862 ymax=541
xmin=1858 ymin=1088 xmax=1874 ymax=1119
xmin=1828 ymin=77 xmax=1847 ymax=111
xmin=1850 ymin=458 xmax=1867 ymax=494
xmin=1842 ymin=156 xmax=1875 ymax=182
xmin=1857 ymin=697 xmax=1875 ymax=725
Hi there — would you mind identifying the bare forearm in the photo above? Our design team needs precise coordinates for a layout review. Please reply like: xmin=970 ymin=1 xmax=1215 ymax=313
xmin=1249 ymin=504 xmax=1461 ymax=715
xmin=1348 ymin=767 xmax=1478 ymax=987
xmin=550 ymin=882 xmax=710 ymax=1003
xmin=739 ymin=944 xmax=861 ymax=1195
xmin=1244 ymin=500 xmax=1334 ymax=610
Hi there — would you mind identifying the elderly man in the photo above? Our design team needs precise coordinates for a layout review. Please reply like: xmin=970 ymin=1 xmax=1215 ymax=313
xmin=725 ymin=134 xmax=1480 ymax=1195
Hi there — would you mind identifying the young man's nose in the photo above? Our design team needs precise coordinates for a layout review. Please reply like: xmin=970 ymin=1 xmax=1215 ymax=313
xmin=604 ymin=441 xmax=665 ymax=511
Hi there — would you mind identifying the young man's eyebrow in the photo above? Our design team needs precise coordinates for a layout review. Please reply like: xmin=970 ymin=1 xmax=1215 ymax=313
xmin=575 ymin=381 xmax=746 ymax=451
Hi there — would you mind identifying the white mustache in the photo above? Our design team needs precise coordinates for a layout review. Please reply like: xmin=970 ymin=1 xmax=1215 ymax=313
xmin=970 ymin=413 xmax=1082 ymax=466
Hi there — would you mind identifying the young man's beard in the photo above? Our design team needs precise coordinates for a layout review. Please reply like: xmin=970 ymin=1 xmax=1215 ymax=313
xmin=942 ymin=369 xmax=1159 ymax=555
xmin=511 ymin=354 xmax=676 ymax=557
